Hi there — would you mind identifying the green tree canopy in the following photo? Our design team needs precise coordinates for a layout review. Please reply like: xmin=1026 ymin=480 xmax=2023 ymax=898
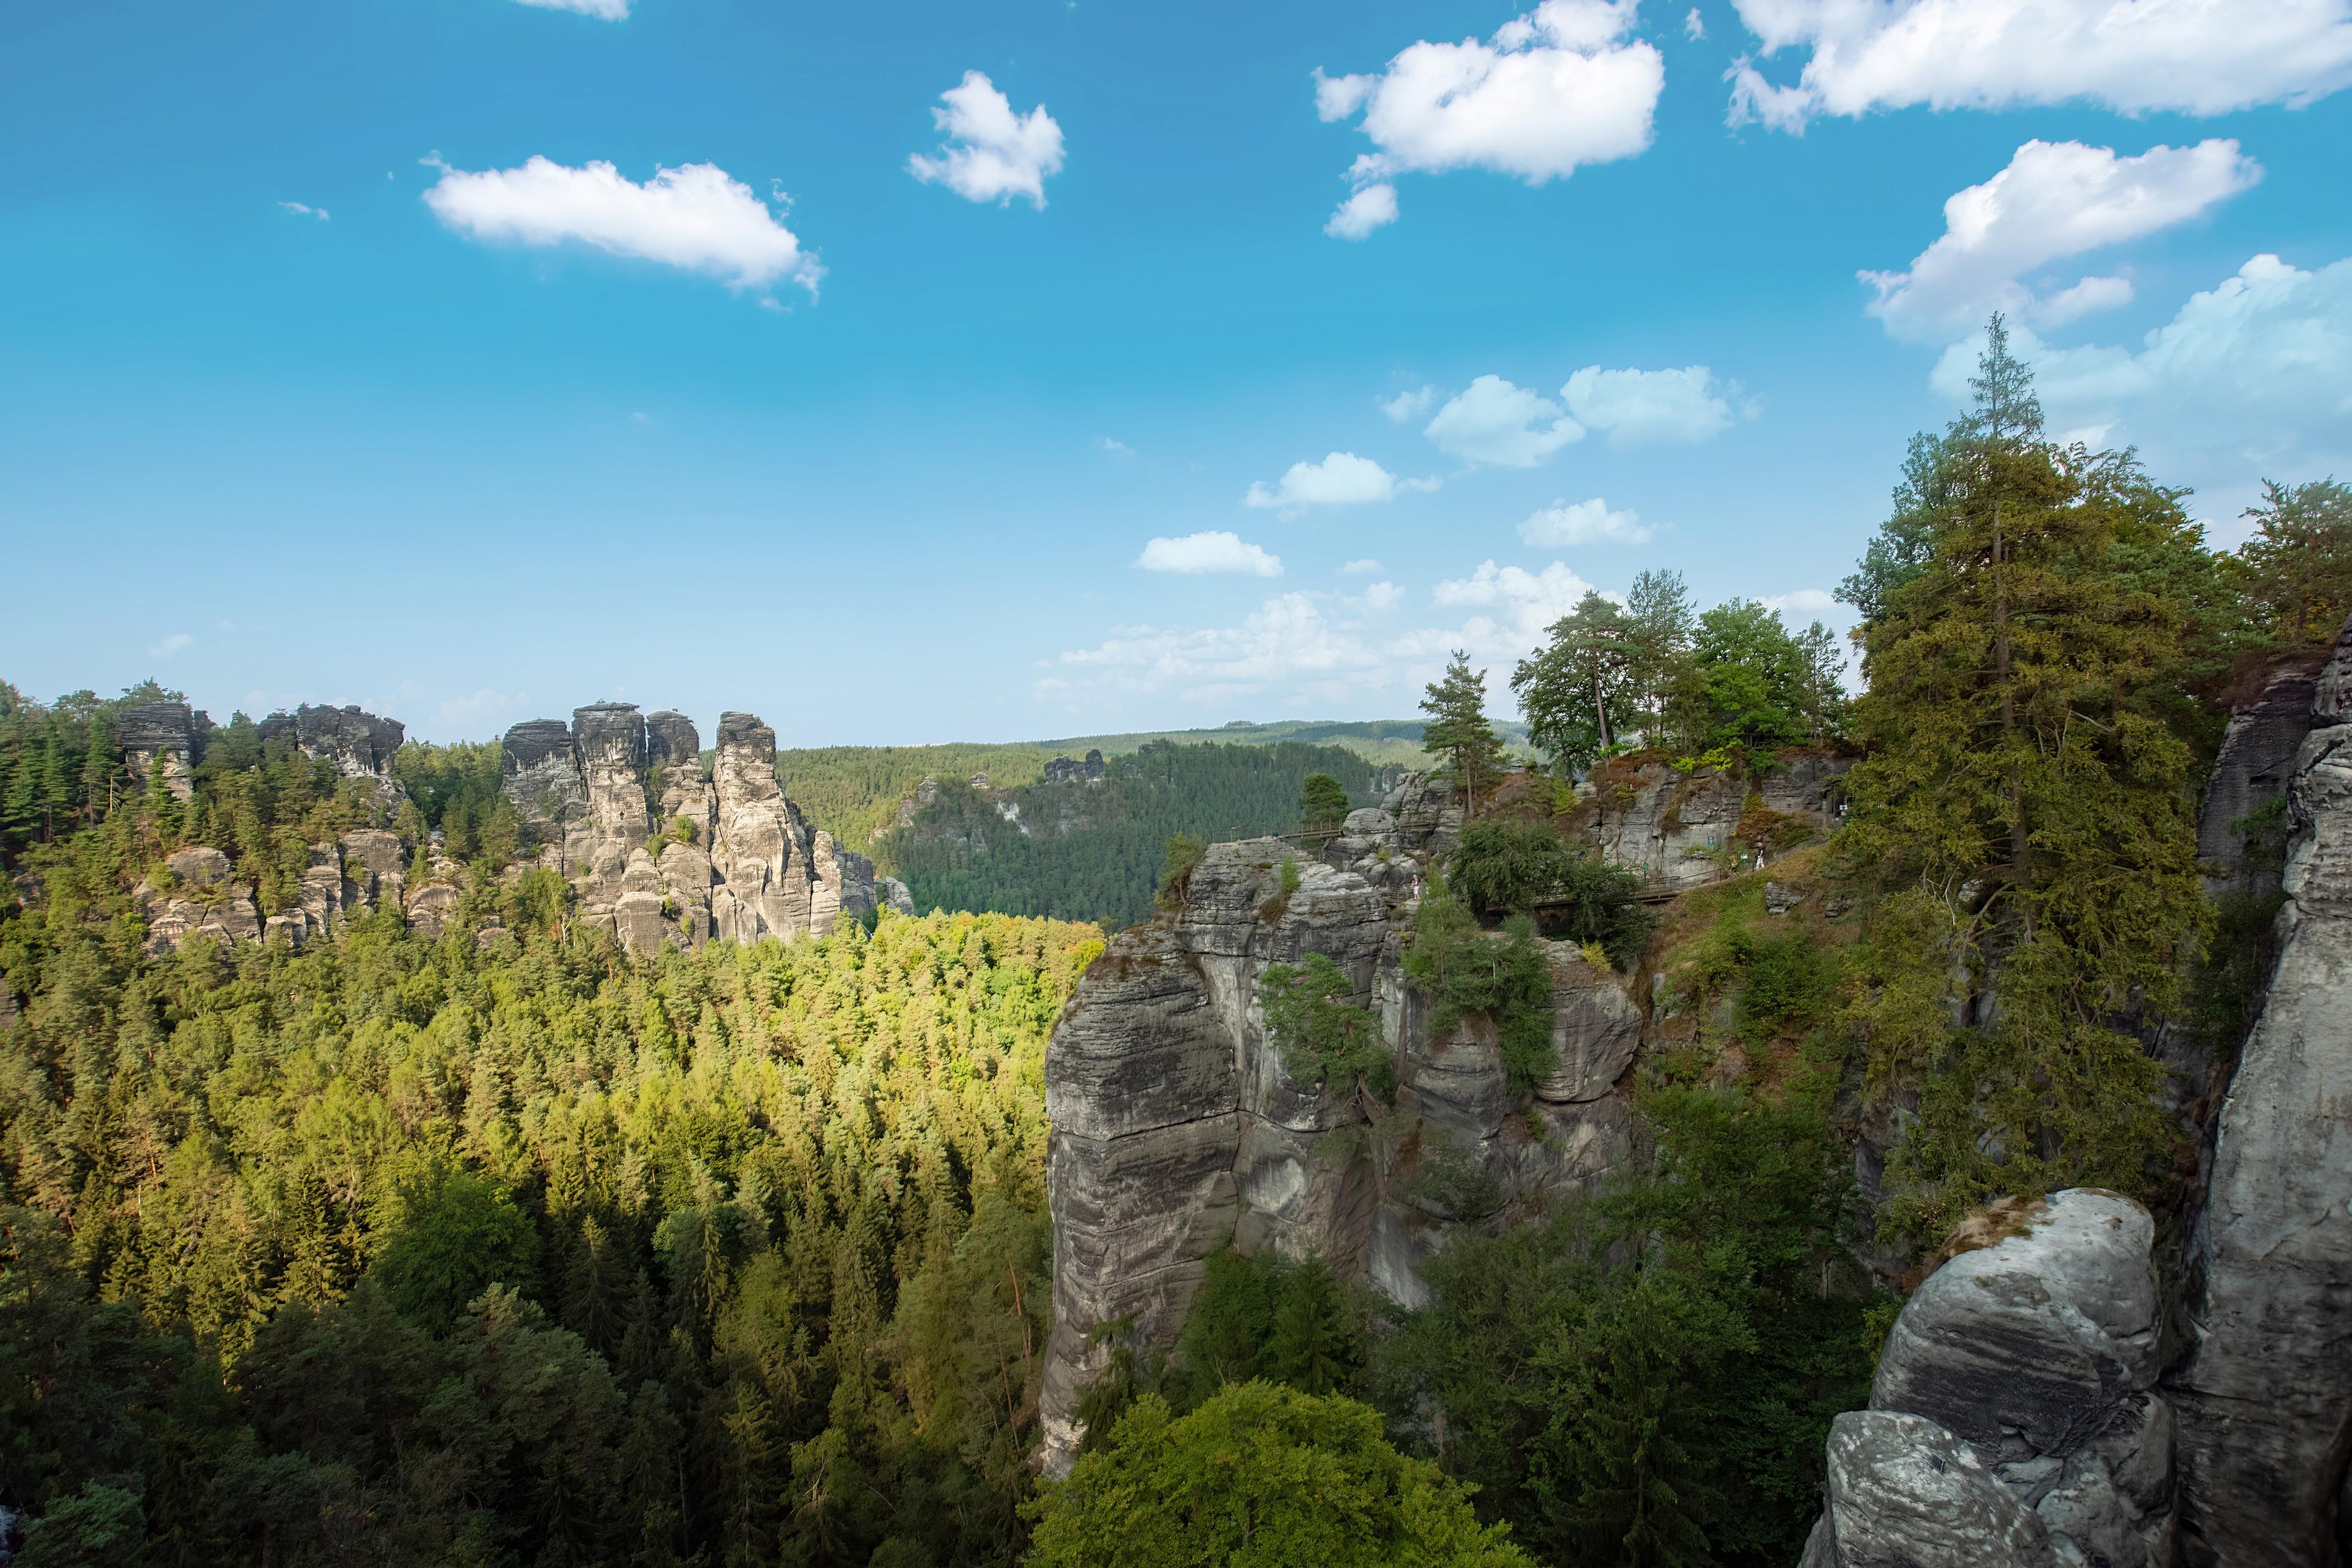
xmin=1837 ymin=313 xmax=2228 ymax=1236
xmin=2235 ymin=476 xmax=2352 ymax=646
xmin=1300 ymin=772 xmax=1351 ymax=832
xmin=1512 ymin=592 xmax=1638 ymax=775
xmin=1029 ymin=1381 xmax=1531 ymax=1568
xmin=1420 ymin=652 xmax=1509 ymax=810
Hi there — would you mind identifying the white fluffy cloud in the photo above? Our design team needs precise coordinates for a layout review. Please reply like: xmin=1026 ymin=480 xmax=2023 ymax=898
xmin=514 ymin=0 xmax=629 ymax=17
xmin=1864 ymin=139 xmax=2262 ymax=340
xmin=1325 ymin=183 xmax=1400 ymax=239
xmin=1381 ymin=386 xmax=1435 ymax=423
xmin=1243 ymin=451 xmax=1435 ymax=513
xmin=423 ymin=156 xmax=822 ymax=293
xmin=1518 ymin=496 xmax=1652 ymax=545
xmin=1430 ymin=560 xmax=1607 ymax=663
xmin=1424 ymin=375 xmax=1585 ymax=467
xmin=1341 ymin=557 xmax=1386 ymax=573
xmin=1929 ymin=253 xmax=2352 ymax=516
xmin=148 ymin=631 xmax=192 ymax=660
xmin=1316 ymin=0 xmax=1664 ymax=235
xmin=908 ymin=71 xmax=1065 ymax=209
xmin=279 ymin=200 xmax=329 ymax=221
xmin=1040 ymin=559 xmax=1600 ymax=709
xmin=1562 ymin=364 xmax=1741 ymax=445
xmin=1136 ymin=531 xmax=1284 ymax=577
xmin=1728 ymin=0 xmax=2352 ymax=132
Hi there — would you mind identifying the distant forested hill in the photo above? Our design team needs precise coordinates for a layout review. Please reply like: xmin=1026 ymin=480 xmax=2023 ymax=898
xmin=884 ymin=740 xmax=1396 ymax=927
xmin=772 ymin=720 xmax=1523 ymax=850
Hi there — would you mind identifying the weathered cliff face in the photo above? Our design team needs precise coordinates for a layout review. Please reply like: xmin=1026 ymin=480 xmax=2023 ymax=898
xmin=132 ymin=704 xmax=412 ymax=952
xmin=119 ymin=699 xmax=872 ymax=960
xmin=2195 ymin=655 xmax=2324 ymax=897
xmin=1581 ymin=751 xmax=1848 ymax=890
xmin=503 ymin=704 xmax=875 ymax=953
xmin=119 ymin=701 xmax=214 ymax=802
xmin=1800 ymin=1190 xmax=2174 ymax=1568
xmin=1038 ymin=793 xmax=1645 ymax=1474
xmin=2170 ymin=617 xmax=2352 ymax=1567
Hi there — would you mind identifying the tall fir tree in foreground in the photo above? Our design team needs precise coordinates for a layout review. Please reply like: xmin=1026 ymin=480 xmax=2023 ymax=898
xmin=1836 ymin=313 xmax=2230 ymax=1238
xmin=1420 ymin=651 xmax=1507 ymax=813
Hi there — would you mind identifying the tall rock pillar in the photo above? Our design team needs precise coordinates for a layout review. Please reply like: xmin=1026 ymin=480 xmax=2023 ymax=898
xmin=2172 ymin=614 xmax=2352 ymax=1566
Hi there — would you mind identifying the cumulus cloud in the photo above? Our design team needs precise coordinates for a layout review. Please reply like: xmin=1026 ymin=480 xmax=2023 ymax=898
xmin=1341 ymin=557 xmax=1387 ymax=573
xmin=1136 ymin=531 xmax=1284 ymax=576
xmin=1430 ymin=560 xmax=1608 ymax=663
xmin=1863 ymin=139 xmax=2262 ymax=341
xmin=1243 ymin=451 xmax=1436 ymax=513
xmin=1518 ymin=496 xmax=1652 ymax=545
xmin=279 ymin=201 xmax=330 ymax=221
xmin=1316 ymin=0 xmax=1664 ymax=234
xmin=908 ymin=71 xmax=1065 ymax=208
xmin=1381 ymin=386 xmax=1435 ymax=423
xmin=514 ymin=0 xmax=630 ymax=17
xmin=1761 ymin=588 xmax=1838 ymax=618
xmin=423 ymin=155 xmax=823 ymax=294
xmin=1727 ymin=0 xmax=2352 ymax=132
xmin=1099 ymin=436 xmax=1135 ymax=458
xmin=148 ymin=632 xmax=193 ymax=660
xmin=1041 ymin=559 xmax=1602 ymax=709
xmin=1685 ymin=7 xmax=1705 ymax=39
xmin=1928 ymin=253 xmax=2352 ymax=516
xmin=1424 ymin=375 xmax=1585 ymax=467
xmin=1562 ymin=364 xmax=1741 ymax=445
xmin=1326 ymin=183 xmax=1400 ymax=239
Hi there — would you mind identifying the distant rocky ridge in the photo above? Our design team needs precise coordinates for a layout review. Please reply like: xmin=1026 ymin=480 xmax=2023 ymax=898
xmin=113 ymin=698 xmax=875 ymax=957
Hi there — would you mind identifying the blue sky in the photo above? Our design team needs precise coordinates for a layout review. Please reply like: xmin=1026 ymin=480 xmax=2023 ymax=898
xmin=5 ymin=0 xmax=2350 ymax=745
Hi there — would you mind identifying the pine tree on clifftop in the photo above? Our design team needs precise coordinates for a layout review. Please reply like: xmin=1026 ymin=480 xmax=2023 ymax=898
xmin=1836 ymin=312 xmax=2233 ymax=1238
xmin=1421 ymin=651 xmax=1507 ymax=814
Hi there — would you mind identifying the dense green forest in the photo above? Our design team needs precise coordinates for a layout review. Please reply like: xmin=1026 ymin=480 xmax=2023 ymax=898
xmin=773 ymin=747 xmax=1058 ymax=855
xmin=0 ymin=700 xmax=1102 ymax=1566
xmin=770 ymin=722 xmax=1528 ymax=850
xmin=881 ymin=741 xmax=1393 ymax=929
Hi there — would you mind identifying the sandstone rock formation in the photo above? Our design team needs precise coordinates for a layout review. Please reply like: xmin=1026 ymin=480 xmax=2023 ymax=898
xmin=257 ymin=704 xmax=405 ymax=791
xmin=119 ymin=701 xmax=210 ymax=802
xmin=2171 ymin=615 xmax=2352 ymax=1566
xmin=2195 ymin=654 xmax=2325 ymax=897
xmin=1039 ymin=814 xmax=1643 ymax=1473
xmin=500 ymin=705 xmax=873 ymax=952
xmin=1581 ymin=752 xmax=1847 ymax=891
xmin=117 ymin=698 xmax=869 ymax=960
xmin=1801 ymin=1189 xmax=2173 ymax=1568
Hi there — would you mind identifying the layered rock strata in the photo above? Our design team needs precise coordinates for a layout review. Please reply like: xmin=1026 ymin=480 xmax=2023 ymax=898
xmin=1800 ymin=1189 xmax=2173 ymax=1568
xmin=2171 ymin=616 xmax=2352 ymax=1566
xmin=1039 ymin=805 xmax=1643 ymax=1474
xmin=501 ymin=705 xmax=874 ymax=952
xmin=1582 ymin=752 xmax=1848 ymax=891
xmin=119 ymin=701 xmax=213 ymax=802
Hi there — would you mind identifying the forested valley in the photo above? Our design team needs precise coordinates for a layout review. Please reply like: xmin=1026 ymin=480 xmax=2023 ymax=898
xmin=2 ymin=322 xmax=2350 ymax=1567
xmin=880 ymin=741 xmax=1395 ymax=929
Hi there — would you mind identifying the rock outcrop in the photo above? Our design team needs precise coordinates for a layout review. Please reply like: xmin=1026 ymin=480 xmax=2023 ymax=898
xmin=502 ymin=705 xmax=873 ymax=952
xmin=1581 ymin=751 xmax=1847 ymax=891
xmin=1038 ymin=810 xmax=1643 ymax=1473
xmin=119 ymin=701 xmax=211 ymax=802
xmin=2171 ymin=617 xmax=2352 ymax=1566
xmin=115 ymin=698 xmax=869 ymax=960
xmin=1801 ymin=1190 xmax=2174 ymax=1568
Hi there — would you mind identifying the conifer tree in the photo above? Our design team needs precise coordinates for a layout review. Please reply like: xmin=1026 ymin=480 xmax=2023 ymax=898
xmin=1839 ymin=313 xmax=2224 ymax=1234
xmin=2236 ymin=477 xmax=2352 ymax=646
xmin=1513 ymin=593 xmax=1637 ymax=774
xmin=1420 ymin=650 xmax=1507 ymax=812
